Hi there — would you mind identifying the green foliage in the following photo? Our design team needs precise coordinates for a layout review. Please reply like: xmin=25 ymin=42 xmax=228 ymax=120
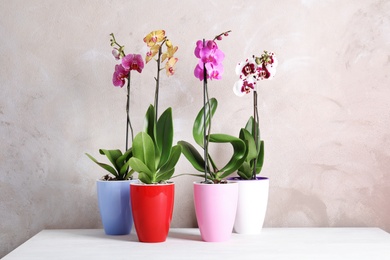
xmin=178 ymin=98 xmax=248 ymax=183
xmin=237 ymin=117 xmax=265 ymax=179
xmin=85 ymin=148 xmax=134 ymax=180
xmin=128 ymin=105 xmax=181 ymax=184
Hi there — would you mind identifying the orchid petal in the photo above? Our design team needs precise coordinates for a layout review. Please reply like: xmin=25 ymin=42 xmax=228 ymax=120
xmin=165 ymin=57 xmax=178 ymax=76
xmin=194 ymin=63 xmax=204 ymax=81
xmin=122 ymin=53 xmax=144 ymax=73
xmin=143 ymin=30 xmax=166 ymax=47
xmin=233 ymin=80 xmax=246 ymax=97
xmin=112 ymin=64 xmax=128 ymax=87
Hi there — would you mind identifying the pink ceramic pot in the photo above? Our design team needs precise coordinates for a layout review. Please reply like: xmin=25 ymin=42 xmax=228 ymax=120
xmin=193 ymin=181 xmax=238 ymax=242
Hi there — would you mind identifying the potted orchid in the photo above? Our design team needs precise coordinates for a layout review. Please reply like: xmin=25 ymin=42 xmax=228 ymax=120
xmin=84 ymin=33 xmax=144 ymax=235
xmin=127 ymin=30 xmax=181 ymax=243
xmin=178 ymin=31 xmax=245 ymax=242
xmin=231 ymin=50 xmax=278 ymax=234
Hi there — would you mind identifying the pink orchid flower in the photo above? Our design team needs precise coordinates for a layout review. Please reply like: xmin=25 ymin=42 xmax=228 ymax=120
xmin=194 ymin=39 xmax=225 ymax=81
xmin=205 ymin=62 xmax=224 ymax=80
xmin=194 ymin=63 xmax=205 ymax=81
xmin=112 ymin=64 xmax=129 ymax=88
xmin=122 ymin=54 xmax=144 ymax=73
xmin=194 ymin=40 xmax=218 ymax=58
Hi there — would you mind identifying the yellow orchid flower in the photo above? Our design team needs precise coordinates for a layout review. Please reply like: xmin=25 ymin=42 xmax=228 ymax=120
xmin=161 ymin=42 xmax=178 ymax=62
xmin=143 ymin=30 xmax=166 ymax=47
xmin=165 ymin=57 xmax=178 ymax=76
xmin=145 ymin=44 xmax=160 ymax=63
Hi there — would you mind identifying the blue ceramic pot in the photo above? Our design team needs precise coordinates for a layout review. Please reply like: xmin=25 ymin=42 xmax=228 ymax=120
xmin=97 ymin=179 xmax=138 ymax=235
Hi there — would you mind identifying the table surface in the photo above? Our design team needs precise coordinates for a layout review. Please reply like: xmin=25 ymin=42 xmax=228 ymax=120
xmin=4 ymin=228 xmax=390 ymax=259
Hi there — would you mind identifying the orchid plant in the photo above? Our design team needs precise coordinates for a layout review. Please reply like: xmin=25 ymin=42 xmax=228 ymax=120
xmin=179 ymin=31 xmax=247 ymax=184
xmin=128 ymin=30 xmax=181 ymax=184
xmin=85 ymin=33 xmax=144 ymax=181
xmin=233 ymin=51 xmax=278 ymax=180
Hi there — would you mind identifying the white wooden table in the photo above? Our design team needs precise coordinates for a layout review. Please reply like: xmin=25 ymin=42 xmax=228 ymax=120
xmin=3 ymin=228 xmax=390 ymax=259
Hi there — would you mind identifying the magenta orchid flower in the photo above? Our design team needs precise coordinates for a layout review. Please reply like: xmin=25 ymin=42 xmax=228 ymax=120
xmin=113 ymin=64 xmax=129 ymax=88
xmin=109 ymin=33 xmax=145 ymax=152
xmin=194 ymin=38 xmax=226 ymax=81
xmin=112 ymin=54 xmax=144 ymax=87
xmin=205 ymin=62 xmax=224 ymax=80
xmin=122 ymin=54 xmax=144 ymax=73
xmin=190 ymin=30 xmax=239 ymax=184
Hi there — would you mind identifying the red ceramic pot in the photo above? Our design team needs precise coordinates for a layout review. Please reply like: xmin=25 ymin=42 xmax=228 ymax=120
xmin=130 ymin=182 xmax=174 ymax=242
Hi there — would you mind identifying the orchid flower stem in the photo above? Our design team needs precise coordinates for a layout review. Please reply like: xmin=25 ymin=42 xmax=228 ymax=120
xmin=125 ymin=71 xmax=134 ymax=151
xmin=253 ymin=90 xmax=259 ymax=179
xmin=154 ymin=45 xmax=163 ymax=121
xmin=202 ymin=39 xmax=210 ymax=184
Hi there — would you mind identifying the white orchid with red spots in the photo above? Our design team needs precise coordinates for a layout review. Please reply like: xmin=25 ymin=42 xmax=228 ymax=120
xmin=233 ymin=51 xmax=277 ymax=97
xmin=233 ymin=51 xmax=278 ymax=180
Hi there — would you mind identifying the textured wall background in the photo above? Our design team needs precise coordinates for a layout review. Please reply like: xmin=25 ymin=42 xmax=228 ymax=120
xmin=1 ymin=0 xmax=390 ymax=257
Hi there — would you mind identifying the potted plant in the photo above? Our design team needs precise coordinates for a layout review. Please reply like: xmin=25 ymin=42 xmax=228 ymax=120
xmin=231 ymin=51 xmax=278 ymax=234
xmin=178 ymin=31 xmax=246 ymax=242
xmin=127 ymin=30 xmax=181 ymax=243
xmin=84 ymin=34 xmax=144 ymax=235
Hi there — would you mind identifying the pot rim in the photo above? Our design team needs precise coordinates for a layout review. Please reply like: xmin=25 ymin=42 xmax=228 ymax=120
xmin=130 ymin=181 xmax=174 ymax=186
xmin=193 ymin=181 xmax=238 ymax=185
xmin=228 ymin=176 xmax=269 ymax=181
xmin=96 ymin=178 xmax=138 ymax=183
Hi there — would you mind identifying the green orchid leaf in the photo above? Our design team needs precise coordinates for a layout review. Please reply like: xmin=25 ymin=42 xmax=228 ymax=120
xmin=208 ymin=155 xmax=218 ymax=174
xmin=193 ymin=98 xmax=218 ymax=148
xmin=178 ymin=141 xmax=206 ymax=172
xmin=118 ymin=148 xmax=133 ymax=176
xmin=155 ymin=168 xmax=175 ymax=183
xmin=156 ymin=107 xmax=174 ymax=168
xmin=239 ymin=128 xmax=257 ymax=162
xmin=128 ymin=157 xmax=153 ymax=180
xmin=245 ymin=116 xmax=261 ymax=150
xmin=159 ymin=145 xmax=181 ymax=174
xmin=138 ymin=171 xmax=153 ymax=184
xmin=124 ymin=169 xmax=135 ymax=180
xmin=99 ymin=149 xmax=123 ymax=173
xmin=132 ymin=132 xmax=156 ymax=173
xmin=238 ymin=161 xmax=252 ymax=180
xmin=85 ymin=153 xmax=118 ymax=177
xmin=144 ymin=105 xmax=157 ymax=144
xmin=256 ymin=140 xmax=264 ymax=174
xmin=208 ymin=133 xmax=247 ymax=178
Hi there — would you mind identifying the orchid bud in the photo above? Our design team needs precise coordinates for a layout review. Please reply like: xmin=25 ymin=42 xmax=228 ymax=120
xmin=216 ymin=35 xmax=223 ymax=41
xmin=206 ymin=40 xmax=217 ymax=49
xmin=112 ymin=48 xmax=120 ymax=60
xmin=165 ymin=40 xmax=172 ymax=48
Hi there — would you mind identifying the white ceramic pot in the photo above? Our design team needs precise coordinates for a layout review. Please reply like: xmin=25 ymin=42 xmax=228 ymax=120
xmin=232 ymin=177 xmax=269 ymax=234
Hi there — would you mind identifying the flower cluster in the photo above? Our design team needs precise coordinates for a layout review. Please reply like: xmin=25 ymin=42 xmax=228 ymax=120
xmin=110 ymin=34 xmax=144 ymax=88
xmin=194 ymin=31 xmax=230 ymax=81
xmin=233 ymin=51 xmax=278 ymax=96
xmin=144 ymin=30 xmax=178 ymax=76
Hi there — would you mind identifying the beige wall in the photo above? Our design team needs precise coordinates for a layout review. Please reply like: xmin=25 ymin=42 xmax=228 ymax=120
xmin=1 ymin=0 xmax=390 ymax=257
